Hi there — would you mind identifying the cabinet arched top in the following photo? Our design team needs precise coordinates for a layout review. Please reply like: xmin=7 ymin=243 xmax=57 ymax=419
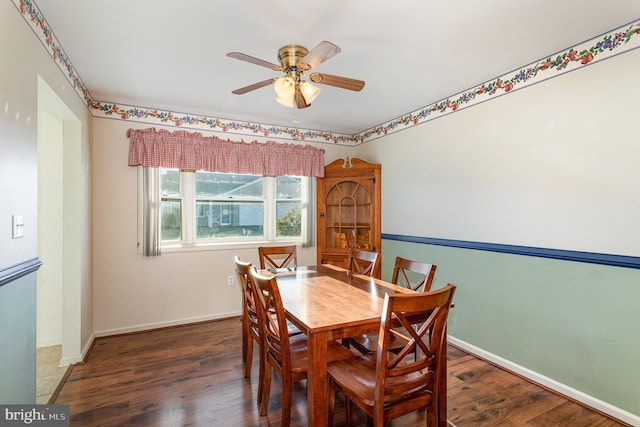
xmin=324 ymin=157 xmax=381 ymax=174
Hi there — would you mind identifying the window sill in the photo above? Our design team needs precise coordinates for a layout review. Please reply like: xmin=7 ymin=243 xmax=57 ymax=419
xmin=157 ymin=239 xmax=304 ymax=254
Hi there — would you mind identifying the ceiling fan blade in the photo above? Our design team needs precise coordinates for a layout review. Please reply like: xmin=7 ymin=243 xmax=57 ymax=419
xmin=297 ymin=41 xmax=341 ymax=71
xmin=294 ymin=87 xmax=310 ymax=109
xmin=226 ymin=52 xmax=283 ymax=71
xmin=232 ymin=79 xmax=275 ymax=95
xmin=308 ymin=73 xmax=365 ymax=91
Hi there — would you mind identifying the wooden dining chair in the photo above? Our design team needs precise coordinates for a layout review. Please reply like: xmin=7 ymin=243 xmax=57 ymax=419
xmin=392 ymin=256 xmax=438 ymax=293
xmin=348 ymin=248 xmax=379 ymax=276
xmin=249 ymin=267 xmax=353 ymax=427
xmin=234 ymin=256 xmax=265 ymax=405
xmin=328 ymin=284 xmax=457 ymax=427
xmin=345 ymin=257 xmax=438 ymax=355
xmin=258 ymin=245 xmax=298 ymax=270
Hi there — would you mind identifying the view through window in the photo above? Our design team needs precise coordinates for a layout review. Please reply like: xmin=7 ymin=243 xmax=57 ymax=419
xmin=160 ymin=169 xmax=305 ymax=245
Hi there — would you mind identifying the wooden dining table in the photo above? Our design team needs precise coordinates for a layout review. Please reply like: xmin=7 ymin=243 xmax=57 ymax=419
xmin=262 ymin=264 xmax=449 ymax=427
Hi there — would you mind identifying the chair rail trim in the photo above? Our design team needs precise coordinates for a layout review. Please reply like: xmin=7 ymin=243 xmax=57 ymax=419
xmin=381 ymin=234 xmax=640 ymax=269
xmin=0 ymin=258 xmax=43 ymax=287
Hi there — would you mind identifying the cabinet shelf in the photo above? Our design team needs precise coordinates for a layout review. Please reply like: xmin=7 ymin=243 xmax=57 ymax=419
xmin=325 ymin=203 xmax=372 ymax=207
xmin=325 ymin=225 xmax=371 ymax=228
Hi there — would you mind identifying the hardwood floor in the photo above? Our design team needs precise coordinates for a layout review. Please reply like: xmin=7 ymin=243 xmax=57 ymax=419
xmin=53 ymin=318 xmax=628 ymax=426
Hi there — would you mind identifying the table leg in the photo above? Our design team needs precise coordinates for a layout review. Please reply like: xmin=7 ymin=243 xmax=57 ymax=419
xmin=306 ymin=331 xmax=329 ymax=427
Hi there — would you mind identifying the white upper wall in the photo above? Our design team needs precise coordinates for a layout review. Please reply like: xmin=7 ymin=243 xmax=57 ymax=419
xmin=364 ymin=48 xmax=640 ymax=257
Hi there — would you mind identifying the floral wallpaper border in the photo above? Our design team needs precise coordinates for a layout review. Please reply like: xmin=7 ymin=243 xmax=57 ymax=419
xmin=13 ymin=0 xmax=640 ymax=145
xmin=91 ymin=102 xmax=355 ymax=144
xmin=14 ymin=0 xmax=93 ymax=109
xmin=360 ymin=20 xmax=640 ymax=144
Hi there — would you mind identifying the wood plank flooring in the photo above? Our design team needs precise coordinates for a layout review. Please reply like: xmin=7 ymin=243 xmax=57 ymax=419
xmin=53 ymin=318 xmax=628 ymax=426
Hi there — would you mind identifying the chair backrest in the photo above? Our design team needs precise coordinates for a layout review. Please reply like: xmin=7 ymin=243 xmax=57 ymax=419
xmin=250 ymin=267 xmax=291 ymax=373
xmin=348 ymin=248 xmax=379 ymax=276
xmin=375 ymin=284 xmax=456 ymax=417
xmin=234 ymin=256 xmax=261 ymax=340
xmin=258 ymin=245 xmax=298 ymax=270
xmin=391 ymin=257 xmax=437 ymax=292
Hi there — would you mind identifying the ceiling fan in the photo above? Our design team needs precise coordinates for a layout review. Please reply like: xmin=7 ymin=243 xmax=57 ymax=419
xmin=227 ymin=41 xmax=365 ymax=109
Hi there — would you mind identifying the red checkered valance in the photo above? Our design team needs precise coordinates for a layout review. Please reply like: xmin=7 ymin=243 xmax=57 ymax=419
xmin=127 ymin=128 xmax=325 ymax=177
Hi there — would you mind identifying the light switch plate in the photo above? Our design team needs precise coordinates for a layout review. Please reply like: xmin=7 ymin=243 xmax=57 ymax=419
xmin=12 ymin=215 xmax=24 ymax=239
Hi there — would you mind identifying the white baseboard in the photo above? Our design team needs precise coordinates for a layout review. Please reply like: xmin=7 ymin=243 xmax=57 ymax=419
xmin=80 ymin=331 xmax=96 ymax=360
xmin=59 ymin=353 xmax=82 ymax=367
xmin=93 ymin=311 xmax=241 ymax=338
xmin=448 ymin=336 xmax=640 ymax=427
xmin=57 ymin=335 xmax=92 ymax=367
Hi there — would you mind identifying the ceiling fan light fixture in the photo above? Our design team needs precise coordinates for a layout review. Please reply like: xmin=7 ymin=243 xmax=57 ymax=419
xmin=274 ymin=76 xmax=297 ymax=108
xmin=229 ymin=41 xmax=364 ymax=108
xmin=274 ymin=76 xmax=295 ymax=98
xmin=300 ymin=81 xmax=321 ymax=104
xmin=275 ymin=95 xmax=296 ymax=108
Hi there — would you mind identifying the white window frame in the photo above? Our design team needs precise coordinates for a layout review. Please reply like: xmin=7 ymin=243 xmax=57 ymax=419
xmin=138 ymin=168 xmax=312 ymax=253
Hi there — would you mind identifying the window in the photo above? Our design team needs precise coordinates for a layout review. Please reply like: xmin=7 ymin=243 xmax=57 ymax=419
xmin=158 ymin=168 xmax=310 ymax=247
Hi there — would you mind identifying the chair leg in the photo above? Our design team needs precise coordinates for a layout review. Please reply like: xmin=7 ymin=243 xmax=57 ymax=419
xmin=280 ymin=374 xmax=292 ymax=427
xmin=241 ymin=314 xmax=248 ymax=363
xmin=256 ymin=343 xmax=264 ymax=405
xmin=328 ymin=380 xmax=336 ymax=427
xmin=372 ymin=398 xmax=385 ymax=427
xmin=345 ymin=398 xmax=354 ymax=427
xmin=244 ymin=338 xmax=253 ymax=378
xmin=426 ymin=403 xmax=437 ymax=426
xmin=345 ymin=337 xmax=372 ymax=355
xmin=259 ymin=365 xmax=272 ymax=416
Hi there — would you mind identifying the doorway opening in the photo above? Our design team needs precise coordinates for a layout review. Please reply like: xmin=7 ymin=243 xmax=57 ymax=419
xmin=36 ymin=76 xmax=83 ymax=402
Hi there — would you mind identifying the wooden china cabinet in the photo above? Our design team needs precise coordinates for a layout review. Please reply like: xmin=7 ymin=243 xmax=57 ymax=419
xmin=316 ymin=157 xmax=381 ymax=278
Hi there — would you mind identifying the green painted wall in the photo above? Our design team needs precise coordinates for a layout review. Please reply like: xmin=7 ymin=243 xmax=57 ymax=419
xmin=0 ymin=273 xmax=37 ymax=403
xmin=382 ymin=239 xmax=640 ymax=416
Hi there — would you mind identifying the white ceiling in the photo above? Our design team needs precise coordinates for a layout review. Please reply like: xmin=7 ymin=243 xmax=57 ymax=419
xmin=33 ymin=0 xmax=640 ymax=135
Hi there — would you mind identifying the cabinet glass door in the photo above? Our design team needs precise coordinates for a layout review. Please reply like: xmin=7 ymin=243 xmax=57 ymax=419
xmin=324 ymin=180 xmax=373 ymax=251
